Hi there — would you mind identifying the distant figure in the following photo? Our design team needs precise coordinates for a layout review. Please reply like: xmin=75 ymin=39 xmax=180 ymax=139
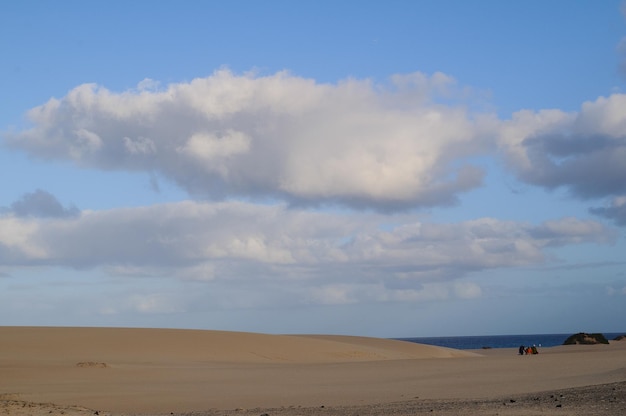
xmin=531 ymin=345 xmax=538 ymax=354
xmin=518 ymin=345 xmax=525 ymax=355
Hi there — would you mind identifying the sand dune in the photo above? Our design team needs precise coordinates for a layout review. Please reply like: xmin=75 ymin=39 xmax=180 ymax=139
xmin=1 ymin=327 xmax=625 ymax=415
xmin=0 ymin=326 xmax=477 ymax=364
xmin=300 ymin=334 xmax=475 ymax=358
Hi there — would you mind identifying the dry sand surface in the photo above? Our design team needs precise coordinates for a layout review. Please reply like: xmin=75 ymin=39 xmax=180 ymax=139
xmin=1 ymin=327 xmax=625 ymax=416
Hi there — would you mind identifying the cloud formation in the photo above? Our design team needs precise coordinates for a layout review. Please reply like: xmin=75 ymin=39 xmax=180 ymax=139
xmin=498 ymin=95 xmax=626 ymax=200
xmin=6 ymin=70 xmax=488 ymax=211
xmin=6 ymin=70 xmax=626 ymax=218
xmin=1 ymin=189 xmax=79 ymax=218
xmin=590 ymin=196 xmax=626 ymax=226
xmin=0 ymin=196 xmax=615 ymax=305
xmin=2 ymin=68 xmax=625 ymax=315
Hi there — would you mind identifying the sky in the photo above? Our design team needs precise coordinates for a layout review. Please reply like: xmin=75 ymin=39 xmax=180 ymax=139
xmin=1 ymin=0 xmax=626 ymax=338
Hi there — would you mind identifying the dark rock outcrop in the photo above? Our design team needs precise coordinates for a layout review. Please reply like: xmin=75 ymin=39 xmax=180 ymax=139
xmin=613 ymin=334 xmax=626 ymax=341
xmin=563 ymin=332 xmax=609 ymax=345
xmin=76 ymin=361 xmax=108 ymax=368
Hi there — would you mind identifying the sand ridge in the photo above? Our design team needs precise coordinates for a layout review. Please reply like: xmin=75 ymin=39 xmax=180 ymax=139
xmin=299 ymin=334 xmax=476 ymax=358
xmin=0 ymin=326 xmax=477 ymax=364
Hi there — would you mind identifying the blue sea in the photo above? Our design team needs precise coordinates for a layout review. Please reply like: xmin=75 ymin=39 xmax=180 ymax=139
xmin=398 ymin=332 xmax=626 ymax=350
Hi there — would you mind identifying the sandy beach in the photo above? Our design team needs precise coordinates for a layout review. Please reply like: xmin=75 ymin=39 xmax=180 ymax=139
xmin=1 ymin=327 xmax=625 ymax=415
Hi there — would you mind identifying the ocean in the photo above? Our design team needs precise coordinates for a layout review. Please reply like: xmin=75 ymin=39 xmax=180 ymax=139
xmin=398 ymin=332 xmax=626 ymax=350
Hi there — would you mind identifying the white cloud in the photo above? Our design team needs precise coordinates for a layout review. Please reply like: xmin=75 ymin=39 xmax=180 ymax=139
xmin=529 ymin=217 xmax=616 ymax=245
xmin=498 ymin=94 xmax=626 ymax=200
xmin=307 ymin=280 xmax=482 ymax=306
xmin=124 ymin=136 xmax=157 ymax=155
xmin=0 ymin=217 xmax=46 ymax=260
xmin=7 ymin=70 xmax=626 ymax=216
xmin=6 ymin=70 xmax=487 ymax=210
xmin=179 ymin=130 xmax=250 ymax=161
xmin=136 ymin=78 xmax=161 ymax=92
xmin=0 ymin=199 xmax=615 ymax=306
xmin=72 ymin=128 xmax=103 ymax=159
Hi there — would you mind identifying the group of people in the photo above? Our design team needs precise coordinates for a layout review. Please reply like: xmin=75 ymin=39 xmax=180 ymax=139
xmin=518 ymin=344 xmax=539 ymax=355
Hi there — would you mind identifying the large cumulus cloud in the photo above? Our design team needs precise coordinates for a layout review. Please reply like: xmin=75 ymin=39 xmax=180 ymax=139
xmin=7 ymin=70 xmax=626 ymax=222
xmin=5 ymin=70 xmax=489 ymax=211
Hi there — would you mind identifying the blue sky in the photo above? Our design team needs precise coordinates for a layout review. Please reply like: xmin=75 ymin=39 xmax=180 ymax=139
xmin=1 ymin=0 xmax=625 ymax=337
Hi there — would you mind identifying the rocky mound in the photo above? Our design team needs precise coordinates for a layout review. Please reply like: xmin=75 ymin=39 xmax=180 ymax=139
xmin=613 ymin=334 xmax=626 ymax=341
xmin=76 ymin=362 xmax=108 ymax=368
xmin=562 ymin=332 xmax=609 ymax=345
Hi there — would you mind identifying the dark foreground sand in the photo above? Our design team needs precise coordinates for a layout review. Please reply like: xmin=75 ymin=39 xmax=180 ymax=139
xmin=1 ymin=327 xmax=625 ymax=415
